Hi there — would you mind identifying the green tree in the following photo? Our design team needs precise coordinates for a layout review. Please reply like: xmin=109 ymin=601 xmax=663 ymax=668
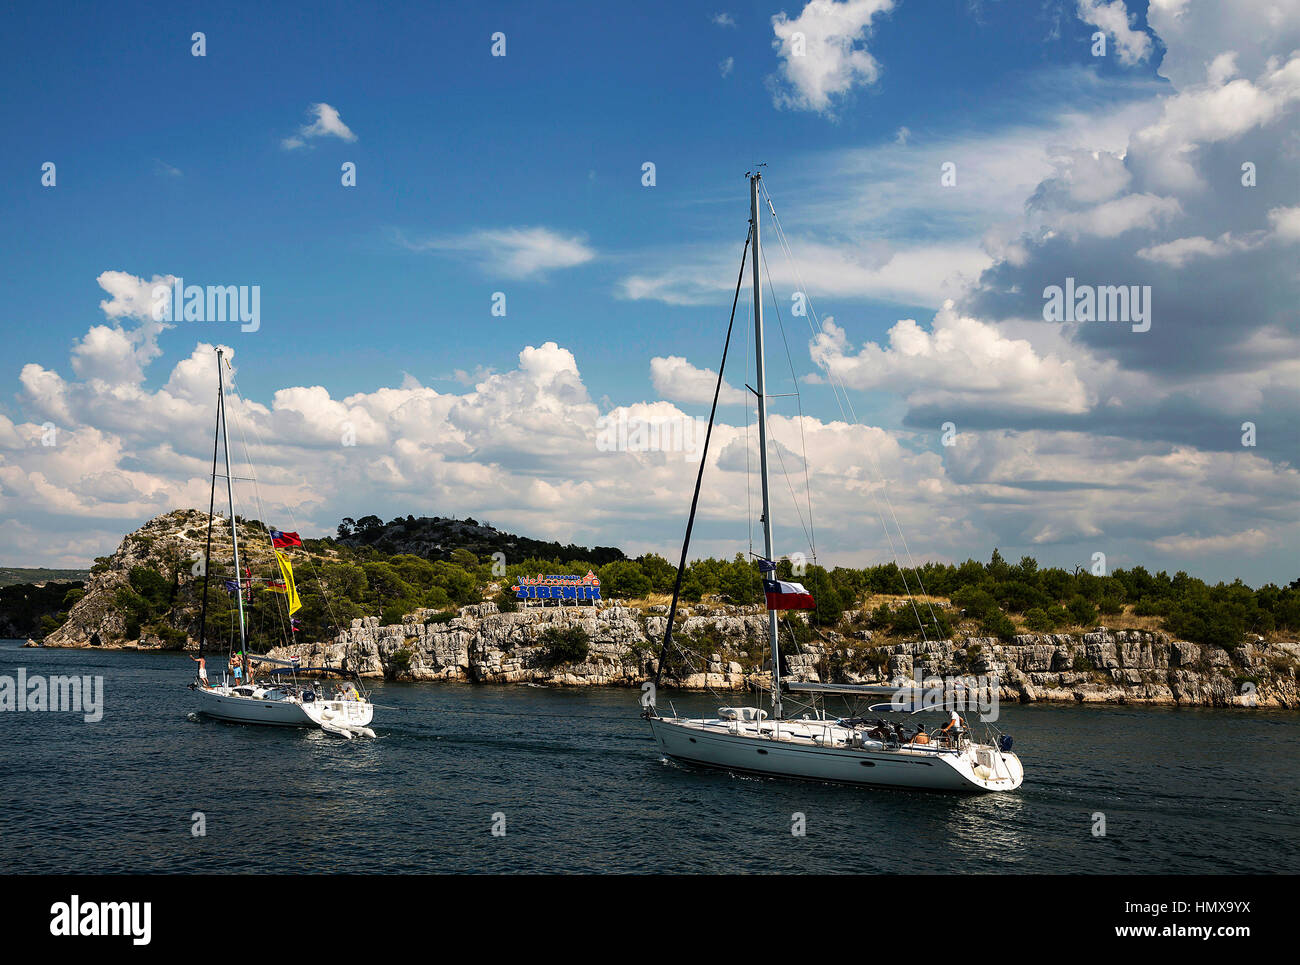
xmin=637 ymin=553 xmax=678 ymax=595
xmin=718 ymin=555 xmax=760 ymax=604
xmin=801 ymin=565 xmax=844 ymax=626
xmin=599 ymin=560 xmax=652 ymax=599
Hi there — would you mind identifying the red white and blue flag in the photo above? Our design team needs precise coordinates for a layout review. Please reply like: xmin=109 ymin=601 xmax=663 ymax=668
xmin=271 ymin=529 xmax=302 ymax=548
xmin=763 ymin=578 xmax=815 ymax=611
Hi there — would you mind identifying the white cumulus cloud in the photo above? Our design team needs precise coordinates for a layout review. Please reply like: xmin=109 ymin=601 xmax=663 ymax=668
xmin=1075 ymin=0 xmax=1153 ymax=66
xmin=769 ymin=0 xmax=894 ymax=115
xmin=650 ymin=356 xmax=746 ymax=406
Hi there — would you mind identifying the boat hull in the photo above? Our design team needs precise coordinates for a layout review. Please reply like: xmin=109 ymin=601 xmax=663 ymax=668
xmin=649 ymin=717 xmax=1022 ymax=793
xmin=193 ymin=687 xmax=374 ymax=732
xmin=194 ymin=686 xmax=316 ymax=726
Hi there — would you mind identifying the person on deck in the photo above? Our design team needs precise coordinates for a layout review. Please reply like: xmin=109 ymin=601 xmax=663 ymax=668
xmin=231 ymin=652 xmax=243 ymax=685
xmin=942 ymin=709 xmax=964 ymax=744
xmin=190 ymin=655 xmax=208 ymax=687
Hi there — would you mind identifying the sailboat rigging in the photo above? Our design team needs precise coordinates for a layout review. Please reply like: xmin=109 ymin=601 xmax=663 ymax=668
xmin=188 ymin=347 xmax=375 ymax=738
xmin=643 ymin=172 xmax=1024 ymax=792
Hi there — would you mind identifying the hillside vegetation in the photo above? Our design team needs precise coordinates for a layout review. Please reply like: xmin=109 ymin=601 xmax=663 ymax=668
xmin=31 ymin=512 xmax=1300 ymax=655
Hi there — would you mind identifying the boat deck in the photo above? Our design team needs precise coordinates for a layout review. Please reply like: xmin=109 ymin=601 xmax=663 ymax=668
xmin=675 ymin=715 xmax=968 ymax=757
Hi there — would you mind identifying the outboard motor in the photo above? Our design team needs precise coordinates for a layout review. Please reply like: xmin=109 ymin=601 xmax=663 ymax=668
xmin=999 ymin=734 xmax=1014 ymax=753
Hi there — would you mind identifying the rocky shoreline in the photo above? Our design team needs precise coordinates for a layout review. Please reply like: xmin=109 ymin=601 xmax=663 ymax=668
xmin=21 ymin=503 xmax=1298 ymax=710
xmin=226 ymin=600 xmax=1298 ymax=708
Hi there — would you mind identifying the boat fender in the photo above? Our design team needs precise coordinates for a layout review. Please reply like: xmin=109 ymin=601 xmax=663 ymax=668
xmin=999 ymin=734 xmax=1014 ymax=752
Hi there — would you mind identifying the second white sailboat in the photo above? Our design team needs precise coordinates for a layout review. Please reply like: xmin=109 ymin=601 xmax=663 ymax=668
xmin=643 ymin=172 xmax=1023 ymax=793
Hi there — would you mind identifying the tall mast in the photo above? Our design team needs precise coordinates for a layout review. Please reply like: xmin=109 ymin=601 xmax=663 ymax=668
xmin=196 ymin=359 xmax=223 ymax=657
xmin=216 ymin=348 xmax=248 ymax=661
xmin=750 ymin=171 xmax=781 ymax=720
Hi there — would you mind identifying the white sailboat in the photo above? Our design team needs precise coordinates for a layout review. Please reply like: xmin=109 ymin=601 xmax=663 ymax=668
xmin=644 ymin=172 xmax=1023 ymax=792
xmin=187 ymin=348 xmax=375 ymax=738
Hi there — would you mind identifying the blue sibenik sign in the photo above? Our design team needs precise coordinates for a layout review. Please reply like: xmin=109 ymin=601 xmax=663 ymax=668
xmin=512 ymin=572 xmax=601 ymax=602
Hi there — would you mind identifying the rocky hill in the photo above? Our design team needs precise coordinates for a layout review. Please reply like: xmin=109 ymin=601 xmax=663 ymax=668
xmin=40 ymin=509 xmax=235 ymax=649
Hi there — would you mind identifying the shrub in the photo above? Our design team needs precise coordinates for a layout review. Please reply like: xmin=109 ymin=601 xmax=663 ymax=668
xmin=129 ymin=566 xmax=173 ymax=609
xmin=1023 ymin=607 xmax=1053 ymax=632
xmin=867 ymin=603 xmax=893 ymax=631
xmin=783 ymin=615 xmax=816 ymax=645
xmin=1067 ymin=595 xmax=1098 ymax=627
xmin=1097 ymin=592 xmax=1125 ymax=616
xmin=980 ymin=609 xmax=1018 ymax=642
xmin=679 ymin=571 xmax=705 ymax=602
xmin=1044 ymin=604 xmax=1072 ymax=629
xmin=154 ymin=624 xmax=188 ymax=648
xmin=952 ymin=585 xmax=998 ymax=621
xmin=887 ymin=603 xmax=951 ymax=640
xmin=1132 ymin=597 xmax=1165 ymax=617
xmin=863 ymin=646 xmax=890 ymax=671
xmin=539 ymin=625 xmax=590 ymax=666
xmin=114 ymin=586 xmax=151 ymax=639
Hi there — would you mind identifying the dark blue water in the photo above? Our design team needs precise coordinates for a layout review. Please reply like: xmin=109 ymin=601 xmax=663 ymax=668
xmin=1 ymin=642 xmax=1296 ymax=873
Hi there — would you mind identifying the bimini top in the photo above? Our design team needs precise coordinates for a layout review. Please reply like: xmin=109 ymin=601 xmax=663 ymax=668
xmin=248 ymin=654 xmax=300 ymax=668
xmin=263 ymin=665 xmax=359 ymax=679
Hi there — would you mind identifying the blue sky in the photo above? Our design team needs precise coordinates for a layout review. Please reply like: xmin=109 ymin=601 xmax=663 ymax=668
xmin=1 ymin=0 xmax=1160 ymax=403
xmin=2 ymin=0 xmax=1298 ymax=586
